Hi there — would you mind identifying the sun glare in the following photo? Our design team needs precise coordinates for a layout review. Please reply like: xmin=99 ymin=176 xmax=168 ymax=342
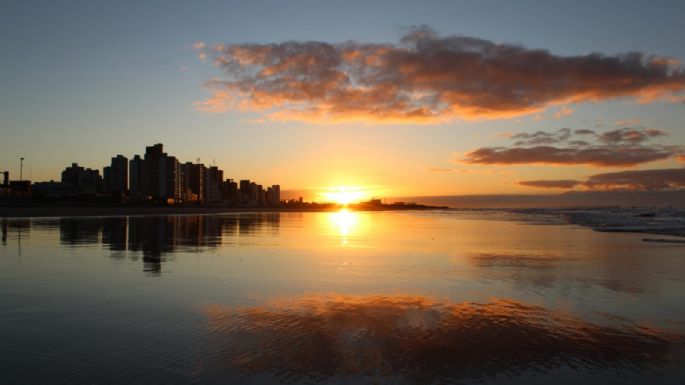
xmin=321 ymin=186 xmax=367 ymax=205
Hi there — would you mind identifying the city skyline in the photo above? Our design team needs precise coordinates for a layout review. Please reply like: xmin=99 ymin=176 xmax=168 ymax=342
xmin=23 ymin=142 xmax=282 ymax=206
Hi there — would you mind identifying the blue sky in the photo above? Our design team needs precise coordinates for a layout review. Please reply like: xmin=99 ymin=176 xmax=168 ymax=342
xmin=2 ymin=0 xmax=684 ymax=197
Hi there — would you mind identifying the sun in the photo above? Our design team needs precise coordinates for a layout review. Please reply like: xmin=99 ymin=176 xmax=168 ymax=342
xmin=321 ymin=186 xmax=367 ymax=205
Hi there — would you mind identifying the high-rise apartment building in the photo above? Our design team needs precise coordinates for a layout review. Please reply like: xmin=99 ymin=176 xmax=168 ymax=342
xmin=205 ymin=166 xmax=224 ymax=203
xmin=180 ymin=162 xmax=206 ymax=202
xmin=129 ymin=155 xmax=145 ymax=198
xmin=61 ymin=163 xmax=102 ymax=194
xmin=110 ymin=155 xmax=128 ymax=195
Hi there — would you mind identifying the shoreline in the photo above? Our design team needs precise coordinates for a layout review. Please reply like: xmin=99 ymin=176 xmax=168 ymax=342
xmin=3 ymin=205 xmax=684 ymax=240
xmin=0 ymin=204 xmax=447 ymax=218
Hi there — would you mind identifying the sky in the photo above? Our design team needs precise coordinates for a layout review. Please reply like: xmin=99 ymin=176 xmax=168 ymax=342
xmin=2 ymin=0 xmax=685 ymax=201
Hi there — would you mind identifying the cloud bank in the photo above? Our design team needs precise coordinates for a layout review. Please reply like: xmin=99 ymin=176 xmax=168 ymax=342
xmin=463 ymin=127 xmax=682 ymax=167
xmin=518 ymin=179 xmax=582 ymax=189
xmin=585 ymin=167 xmax=685 ymax=190
xmin=195 ymin=27 xmax=685 ymax=123
xmin=519 ymin=167 xmax=685 ymax=191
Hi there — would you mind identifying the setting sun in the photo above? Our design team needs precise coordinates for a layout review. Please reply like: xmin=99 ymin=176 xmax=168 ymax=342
xmin=320 ymin=186 xmax=368 ymax=205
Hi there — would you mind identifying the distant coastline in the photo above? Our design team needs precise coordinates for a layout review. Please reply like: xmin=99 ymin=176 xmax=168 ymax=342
xmin=396 ymin=190 xmax=685 ymax=209
xmin=0 ymin=201 xmax=447 ymax=218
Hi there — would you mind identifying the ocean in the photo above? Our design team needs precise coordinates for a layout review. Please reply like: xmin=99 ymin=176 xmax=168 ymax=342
xmin=1 ymin=210 xmax=684 ymax=384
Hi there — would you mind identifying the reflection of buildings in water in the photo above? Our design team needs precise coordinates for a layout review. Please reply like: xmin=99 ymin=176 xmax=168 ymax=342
xmin=2 ymin=218 xmax=31 ymax=249
xmin=51 ymin=214 xmax=281 ymax=274
xmin=2 ymin=218 xmax=7 ymax=244
xmin=59 ymin=218 xmax=101 ymax=246
xmin=469 ymin=252 xmax=648 ymax=296
xmin=0 ymin=219 xmax=31 ymax=257
xmin=204 ymin=294 xmax=681 ymax=383
xmin=237 ymin=213 xmax=280 ymax=236
xmin=102 ymin=217 xmax=127 ymax=252
xmin=127 ymin=216 xmax=174 ymax=275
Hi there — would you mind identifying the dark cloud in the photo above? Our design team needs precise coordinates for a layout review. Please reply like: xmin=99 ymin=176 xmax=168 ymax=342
xmin=511 ymin=128 xmax=572 ymax=146
xmin=585 ymin=167 xmax=685 ymax=190
xmin=463 ymin=127 xmax=680 ymax=167
xmin=518 ymin=179 xmax=582 ymax=188
xmin=194 ymin=26 xmax=685 ymax=123
xmin=568 ymin=140 xmax=591 ymax=146
xmin=519 ymin=167 xmax=685 ymax=191
xmin=598 ymin=127 xmax=668 ymax=144
xmin=464 ymin=145 xmax=676 ymax=167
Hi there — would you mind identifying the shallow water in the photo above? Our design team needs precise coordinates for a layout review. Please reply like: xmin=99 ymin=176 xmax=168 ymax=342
xmin=1 ymin=211 xmax=684 ymax=384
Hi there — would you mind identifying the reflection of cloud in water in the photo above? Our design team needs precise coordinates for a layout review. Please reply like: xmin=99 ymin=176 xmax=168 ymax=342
xmin=470 ymin=253 xmax=646 ymax=294
xmin=204 ymin=294 xmax=680 ymax=383
xmin=469 ymin=252 xmax=565 ymax=291
xmin=472 ymin=253 xmax=564 ymax=269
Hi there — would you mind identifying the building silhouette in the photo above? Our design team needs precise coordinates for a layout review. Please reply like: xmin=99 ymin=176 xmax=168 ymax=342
xmin=206 ymin=166 xmax=224 ymax=203
xmin=109 ymin=155 xmax=128 ymax=196
xmin=129 ymin=155 xmax=145 ymax=199
xmin=268 ymin=184 xmax=281 ymax=206
xmin=180 ymin=162 xmax=206 ymax=203
xmin=140 ymin=144 xmax=181 ymax=202
xmin=21 ymin=143 xmax=281 ymax=206
xmin=223 ymin=179 xmax=239 ymax=205
xmin=61 ymin=163 xmax=102 ymax=194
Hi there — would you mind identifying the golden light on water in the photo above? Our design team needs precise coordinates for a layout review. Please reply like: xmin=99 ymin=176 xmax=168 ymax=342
xmin=330 ymin=209 xmax=357 ymax=237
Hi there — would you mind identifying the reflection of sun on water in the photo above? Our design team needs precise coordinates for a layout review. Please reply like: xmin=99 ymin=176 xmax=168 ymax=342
xmin=330 ymin=209 xmax=358 ymax=239
xmin=323 ymin=209 xmax=369 ymax=247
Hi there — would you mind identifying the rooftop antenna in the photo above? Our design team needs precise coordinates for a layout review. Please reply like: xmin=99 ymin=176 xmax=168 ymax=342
xmin=212 ymin=158 xmax=216 ymax=166
xmin=19 ymin=157 xmax=24 ymax=181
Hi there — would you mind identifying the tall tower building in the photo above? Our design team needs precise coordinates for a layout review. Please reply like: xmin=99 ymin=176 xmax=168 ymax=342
xmin=239 ymin=180 xmax=251 ymax=205
xmin=205 ymin=166 xmax=224 ymax=203
xmin=129 ymin=155 xmax=145 ymax=198
xmin=181 ymin=162 xmax=206 ymax=202
xmin=163 ymin=156 xmax=181 ymax=202
xmin=109 ymin=155 xmax=128 ymax=196
xmin=270 ymin=184 xmax=281 ymax=205
xmin=144 ymin=144 xmax=168 ymax=200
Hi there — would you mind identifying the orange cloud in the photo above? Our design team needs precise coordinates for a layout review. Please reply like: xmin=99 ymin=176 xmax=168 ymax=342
xmin=195 ymin=27 xmax=685 ymax=124
xmin=554 ymin=106 xmax=574 ymax=119
xmin=615 ymin=118 xmax=641 ymax=126
xmin=428 ymin=167 xmax=453 ymax=172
